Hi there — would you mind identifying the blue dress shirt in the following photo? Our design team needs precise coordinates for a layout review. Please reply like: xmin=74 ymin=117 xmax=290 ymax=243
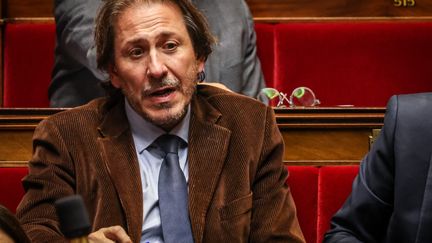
xmin=124 ymin=99 xmax=190 ymax=243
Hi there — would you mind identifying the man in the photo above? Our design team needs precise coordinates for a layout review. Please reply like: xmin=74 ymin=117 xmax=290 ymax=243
xmin=49 ymin=0 xmax=266 ymax=107
xmin=17 ymin=0 xmax=304 ymax=242
xmin=325 ymin=93 xmax=432 ymax=242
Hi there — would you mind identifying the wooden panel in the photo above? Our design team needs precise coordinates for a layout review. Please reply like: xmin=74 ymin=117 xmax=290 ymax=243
xmin=0 ymin=107 xmax=385 ymax=167
xmin=3 ymin=0 xmax=53 ymax=18
xmin=3 ymin=0 xmax=432 ymax=19
xmin=276 ymin=107 xmax=385 ymax=165
xmin=0 ymin=161 xmax=27 ymax=167
xmin=283 ymin=129 xmax=371 ymax=163
xmin=246 ymin=0 xmax=432 ymax=19
xmin=0 ymin=130 xmax=33 ymax=161
xmin=0 ymin=108 xmax=64 ymax=165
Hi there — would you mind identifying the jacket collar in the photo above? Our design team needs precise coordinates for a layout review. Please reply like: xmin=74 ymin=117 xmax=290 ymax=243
xmin=97 ymin=98 xmax=143 ymax=242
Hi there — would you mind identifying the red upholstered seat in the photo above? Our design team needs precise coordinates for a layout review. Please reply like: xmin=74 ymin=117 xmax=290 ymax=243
xmin=286 ymin=166 xmax=319 ymax=243
xmin=3 ymin=23 xmax=55 ymax=107
xmin=4 ymin=22 xmax=432 ymax=107
xmin=0 ymin=164 xmax=359 ymax=243
xmin=0 ymin=167 xmax=28 ymax=213
xmin=273 ymin=22 xmax=432 ymax=106
xmin=255 ymin=23 xmax=275 ymax=88
xmin=317 ymin=165 xmax=359 ymax=243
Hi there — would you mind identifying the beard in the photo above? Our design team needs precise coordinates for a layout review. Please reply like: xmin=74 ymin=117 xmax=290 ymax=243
xmin=122 ymin=70 xmax=198 ymax=131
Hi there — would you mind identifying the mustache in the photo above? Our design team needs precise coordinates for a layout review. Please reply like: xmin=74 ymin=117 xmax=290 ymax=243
xmin=141 ymin=77 xmax=180 ymax=96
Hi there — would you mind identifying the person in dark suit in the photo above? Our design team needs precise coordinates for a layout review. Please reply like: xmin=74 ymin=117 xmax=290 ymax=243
xmin=17 ymin=0 xmax=304 ymax=242
xmin=49 ymin=0 xmax=266 ymax=107
xmin=324 ymin=92 xmax=432 ymax=242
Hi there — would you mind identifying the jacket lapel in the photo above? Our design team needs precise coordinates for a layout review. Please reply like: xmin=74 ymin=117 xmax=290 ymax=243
xmin=95 ymin=92 xmax=231 ymax=242
xmin=188 ymin=94 xmax=231 ymax=242
xmin=97 ymin=100 xmax=143 ymax=242
xmin=415 ymin=153 xmax=432 ymax=243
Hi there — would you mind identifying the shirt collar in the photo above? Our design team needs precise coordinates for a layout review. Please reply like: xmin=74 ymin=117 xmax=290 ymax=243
xmin=124 ymin=98 xmax=190 ymax=153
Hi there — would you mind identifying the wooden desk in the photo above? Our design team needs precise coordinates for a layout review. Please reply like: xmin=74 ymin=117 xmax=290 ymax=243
xmin=0 ymin=107 xmax=384 ymax=167
xmin=276 ymin=107 xmax=384 ymax=165
xmin=0 ymin=108 xmax=64 ymax=167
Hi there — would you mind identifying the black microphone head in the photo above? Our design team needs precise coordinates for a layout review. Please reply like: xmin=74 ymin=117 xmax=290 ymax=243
xmin=55 ymin=195 xmax=91 ymax=238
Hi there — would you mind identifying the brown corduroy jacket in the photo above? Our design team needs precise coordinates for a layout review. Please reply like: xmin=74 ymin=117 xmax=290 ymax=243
xmin=17 ymin=85 xmax=305 ymax=243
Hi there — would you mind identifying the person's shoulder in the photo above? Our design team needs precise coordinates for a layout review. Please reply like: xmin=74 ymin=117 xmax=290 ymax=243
xmin=396 ymin=92 xmax=432 ymax=105
xmin=389 ymin=92 xmax=432 ymax=115
xmin=195 ymin=84 xmax=272 ymax=125
xmin=386 ymin=92 xmax=432 ymax=128
xmin=45 ymin=97 xmax=108 ymax=124
xmin=195 ymin=84 xmax=273 ymax=132
xmin=196 ymin=83 xmax=266 ymax=110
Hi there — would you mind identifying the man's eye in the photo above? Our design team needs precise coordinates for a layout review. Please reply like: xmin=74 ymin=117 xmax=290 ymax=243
xmin=163 ymin=42 xmax=178 ymax=51
xmin=129 ymin=48 xmax=143 ymax=58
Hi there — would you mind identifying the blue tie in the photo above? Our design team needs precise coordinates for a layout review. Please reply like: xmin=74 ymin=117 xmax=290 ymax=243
xmin=156 ymin=134 xmax=194 ymax=243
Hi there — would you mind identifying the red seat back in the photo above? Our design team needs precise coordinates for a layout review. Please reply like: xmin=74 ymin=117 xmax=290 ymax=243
xmin=0 ymin=167 xmax=28 ymax=213
xmin=273 ymin=22 xmax=432 ymax=106
xmin=3 ymin=23 xmax=55 ymax=107
xmin=317 ymin=165 xmax=359 ymax=242
xmin=0 ymin=163 xmax=359 ymax=243
xmin=287 ymin=165 xmax=319 ymax=243
xmin=255 ymin=23 xmax=275 ymax=88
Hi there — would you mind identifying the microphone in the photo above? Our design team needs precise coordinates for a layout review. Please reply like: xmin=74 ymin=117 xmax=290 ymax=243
xmin=55 ymin=195 xmax=91 ymax=243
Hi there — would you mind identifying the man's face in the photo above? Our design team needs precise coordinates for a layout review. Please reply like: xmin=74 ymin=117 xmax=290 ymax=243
xmin=110 ymin=2 xmax=204 ymax=130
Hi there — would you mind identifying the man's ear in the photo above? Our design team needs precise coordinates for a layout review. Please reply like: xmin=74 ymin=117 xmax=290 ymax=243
xmin=197 ymin=58 xmax=205 ymax=73
xmin=108 ymin=64 xmax=122 ymax=89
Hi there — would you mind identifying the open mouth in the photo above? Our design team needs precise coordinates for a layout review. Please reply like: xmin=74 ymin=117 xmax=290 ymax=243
xmin=149 ymin=87 xmax=176 ymax=97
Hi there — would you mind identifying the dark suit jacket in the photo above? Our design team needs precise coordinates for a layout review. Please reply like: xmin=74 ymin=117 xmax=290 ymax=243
xmin=18 ymin=85 xmax=304 ymax=243
xmin=325 ymin=93 xmax=432 ymax=243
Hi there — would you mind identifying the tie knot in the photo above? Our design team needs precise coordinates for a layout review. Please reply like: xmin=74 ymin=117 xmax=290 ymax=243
xmin=154 ymin=134 xmax=181 ymax=154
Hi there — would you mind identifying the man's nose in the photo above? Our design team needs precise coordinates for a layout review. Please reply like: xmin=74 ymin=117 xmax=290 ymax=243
xmin=147 ymin=51 xmax=167 ymax=79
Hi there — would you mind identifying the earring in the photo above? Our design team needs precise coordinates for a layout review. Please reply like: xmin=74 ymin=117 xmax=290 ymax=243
xmin=197 ymin=71 xmax=206 ymax=82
